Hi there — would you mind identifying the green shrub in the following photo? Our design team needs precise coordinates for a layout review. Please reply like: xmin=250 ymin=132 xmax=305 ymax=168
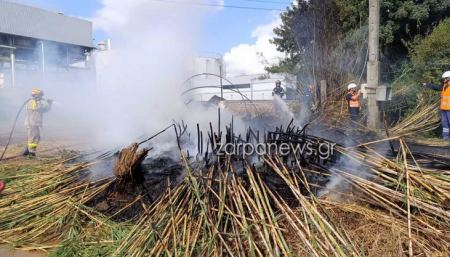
xmin=411 ymin=18 xmax=450 ymax=84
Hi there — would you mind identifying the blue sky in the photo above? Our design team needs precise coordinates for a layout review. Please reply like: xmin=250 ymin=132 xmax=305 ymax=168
xmin=15 ymin=0 xmax=290 ymax=54
xmin=198 ymin=3 xmax=288 ymax=53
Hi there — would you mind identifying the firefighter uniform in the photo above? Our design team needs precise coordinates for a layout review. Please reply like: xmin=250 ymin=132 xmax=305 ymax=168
xmin=24 ymin=89 xmax=52 ymax=155
xmin=272 ymin=80 xmax=285 ymax=98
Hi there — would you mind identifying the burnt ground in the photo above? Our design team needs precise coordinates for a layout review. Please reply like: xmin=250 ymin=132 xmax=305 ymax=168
xmin=397 ymin=140 xmax=450 ymax=156
xmin=86 ymin=156 xmax=184 ymax=222
xmin=303 ymin=121 xmax=450 ymax=168
xmin=85 ymin=151 xmax=333 ymax=221
xmin=78 ymin=118 xmax=396 ymax=221
xmin=5 ymin=113 xmax=448 ymax=222
xmin=353 ymin=138 xmax=450 ymax=169
xmin=394 ymin=141 xmax=450 ymax=169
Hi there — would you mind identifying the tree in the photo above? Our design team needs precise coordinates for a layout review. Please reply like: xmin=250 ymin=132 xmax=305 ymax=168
xmin=268 ymin=1 xmax=309 ymax=74
xmin=411 ymin=18 xmax=450 ymax=83
xmin=270 ymin=0 xmax=450 ymax=83
xmin=380 ymin=0 xmax=450 ymax=60
xmin=378 ymin=18 xmax=450 ymax=124
xmin=268 ymin=0 xmax=367 ymax=89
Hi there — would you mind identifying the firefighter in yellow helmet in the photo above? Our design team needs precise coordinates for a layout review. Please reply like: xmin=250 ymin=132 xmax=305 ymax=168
xmin=23 ymin=88 xmax=52 ymax=156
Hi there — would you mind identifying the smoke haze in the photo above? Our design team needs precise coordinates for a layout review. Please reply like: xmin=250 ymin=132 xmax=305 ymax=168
xmin=0 ymin=1 xmax=237 ymax=152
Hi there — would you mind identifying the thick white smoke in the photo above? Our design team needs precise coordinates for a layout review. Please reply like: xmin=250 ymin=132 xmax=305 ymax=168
xmin=88 ymin=0 xmax=201 ymax=147
xmin=82 ymin=0 xmax=252 ymax=152
xmin=0 ymin=0 xmax=247 ymax=155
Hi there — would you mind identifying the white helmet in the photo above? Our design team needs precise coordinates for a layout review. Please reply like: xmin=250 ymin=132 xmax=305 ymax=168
xmin=347 ymin=83 xmax=357 ymax=90
xmin=442 ymin=71 xmax=450 ymax=79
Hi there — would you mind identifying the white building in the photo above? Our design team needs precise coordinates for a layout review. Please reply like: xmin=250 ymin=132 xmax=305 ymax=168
xmin=0 ymin=0 xmax=95 ymax=89
xmin=186 ymin=56 xmax=296 ymax=101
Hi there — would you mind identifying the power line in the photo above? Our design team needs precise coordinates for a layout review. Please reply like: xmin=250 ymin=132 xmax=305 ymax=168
xmin=148 ymin=0 xmax=287 ymax=11
xmin=235 ymin=0 xmax=292 ymax=4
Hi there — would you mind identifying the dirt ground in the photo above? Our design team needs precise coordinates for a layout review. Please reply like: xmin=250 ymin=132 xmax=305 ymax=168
xmin=0 ymin=246 xmax=44 ymax=257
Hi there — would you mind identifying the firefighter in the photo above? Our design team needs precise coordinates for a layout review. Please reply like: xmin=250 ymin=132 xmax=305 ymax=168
xmin=23 ymin=88 xmax=52 ymax=156
xmin=423 ymin=71 xmax=450 ymax=140
xmin=345 ymin=83 xmax=361 ymax=122
xmin=272 ymin=80 xmax=285 ymax=98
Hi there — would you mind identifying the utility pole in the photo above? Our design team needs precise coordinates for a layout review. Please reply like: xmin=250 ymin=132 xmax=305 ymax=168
xmin=367 ymin=0 xmax=380 ymax=129
xmin=219 ymin=56 xmax=224 ymax=99
xmin=41 ymin=40 xmax=46 ymax=85
xmin=10 ymin=49 xmax=15 ymax=88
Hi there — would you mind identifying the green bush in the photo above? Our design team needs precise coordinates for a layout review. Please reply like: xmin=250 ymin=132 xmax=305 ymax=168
xmin=411 ymin=18 xmax=450 ymax=84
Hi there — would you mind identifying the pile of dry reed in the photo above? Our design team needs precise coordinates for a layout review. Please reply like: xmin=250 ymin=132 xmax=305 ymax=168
xmin=0 ymin=140 xmax=448 ymax=256
xmin=389 ymin=102 xmax=440 ymax=137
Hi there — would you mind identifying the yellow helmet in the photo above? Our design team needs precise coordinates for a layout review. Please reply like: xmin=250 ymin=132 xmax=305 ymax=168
xmin=31 ymin=88 xmax=43 ymax=97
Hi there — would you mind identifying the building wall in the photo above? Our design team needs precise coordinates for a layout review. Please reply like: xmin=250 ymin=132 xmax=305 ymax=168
xmin=0 ymin=1 xmax=95 ymax=92
xmin=0 ymin=39 xmax=94 ymax=88
xmin=0 ymin=0 xmax=93 ymax=47
xmin=188 ymin=56 xmax=224 ymax=77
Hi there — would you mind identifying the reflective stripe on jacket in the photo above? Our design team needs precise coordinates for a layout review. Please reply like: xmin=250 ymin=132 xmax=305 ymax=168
xmin=25 ymin=98 xmax=52 ymax=128
xmin=441 ymin=85 xmax=450 ymax=110
xmin=346 ymin=93 xmax=360 ymax=108
xmin=349 ymin=99 xmax=360 ymax=108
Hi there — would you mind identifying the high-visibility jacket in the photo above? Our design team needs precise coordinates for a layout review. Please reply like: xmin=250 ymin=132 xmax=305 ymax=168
xmin=349 ymin=98 xmax=360 ymax=108
xmin=346 ymin=93 xmax=360 ymax=108
xmin=441 ymin=85 xmax=450 ymax=110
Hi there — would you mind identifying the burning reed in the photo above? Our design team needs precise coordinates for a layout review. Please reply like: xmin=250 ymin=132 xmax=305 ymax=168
xmin=113 ymin=143 xmax=149 ymax=179
xmin=0 ymin=120 xmax=449 ymax=256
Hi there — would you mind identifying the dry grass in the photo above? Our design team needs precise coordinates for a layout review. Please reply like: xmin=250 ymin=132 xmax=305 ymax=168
xmin=0 ymin=136 xmax=448 ymax=256
xmin=389 ymin=101 xmax=440 ymax=137
xmin=322 ymin=205 xmax=405 ymax=257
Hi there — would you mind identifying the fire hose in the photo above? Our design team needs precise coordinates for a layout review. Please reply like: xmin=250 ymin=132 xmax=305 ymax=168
xmin=0 ymin=98 xmax=32 ymax=161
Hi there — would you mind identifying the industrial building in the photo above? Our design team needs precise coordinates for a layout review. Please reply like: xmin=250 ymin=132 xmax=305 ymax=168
xmin=0 ymin=0 xmax=95 ymax=89
xmin=186 ymin=56 xmax=297 ymax=101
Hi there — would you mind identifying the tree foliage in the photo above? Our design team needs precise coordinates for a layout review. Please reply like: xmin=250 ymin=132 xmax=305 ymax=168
xmin=270 ymin=0 xmax=450 ymax=84
xmin=411 ymin=18 xmax=450 ymax=83
xmin=268 ymin=0 xmax=368 ymax=88
xmin=379 ymin=18 xmax=450 ymax=123
xmin=380 ymin=0 xmax=450 ymax=58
